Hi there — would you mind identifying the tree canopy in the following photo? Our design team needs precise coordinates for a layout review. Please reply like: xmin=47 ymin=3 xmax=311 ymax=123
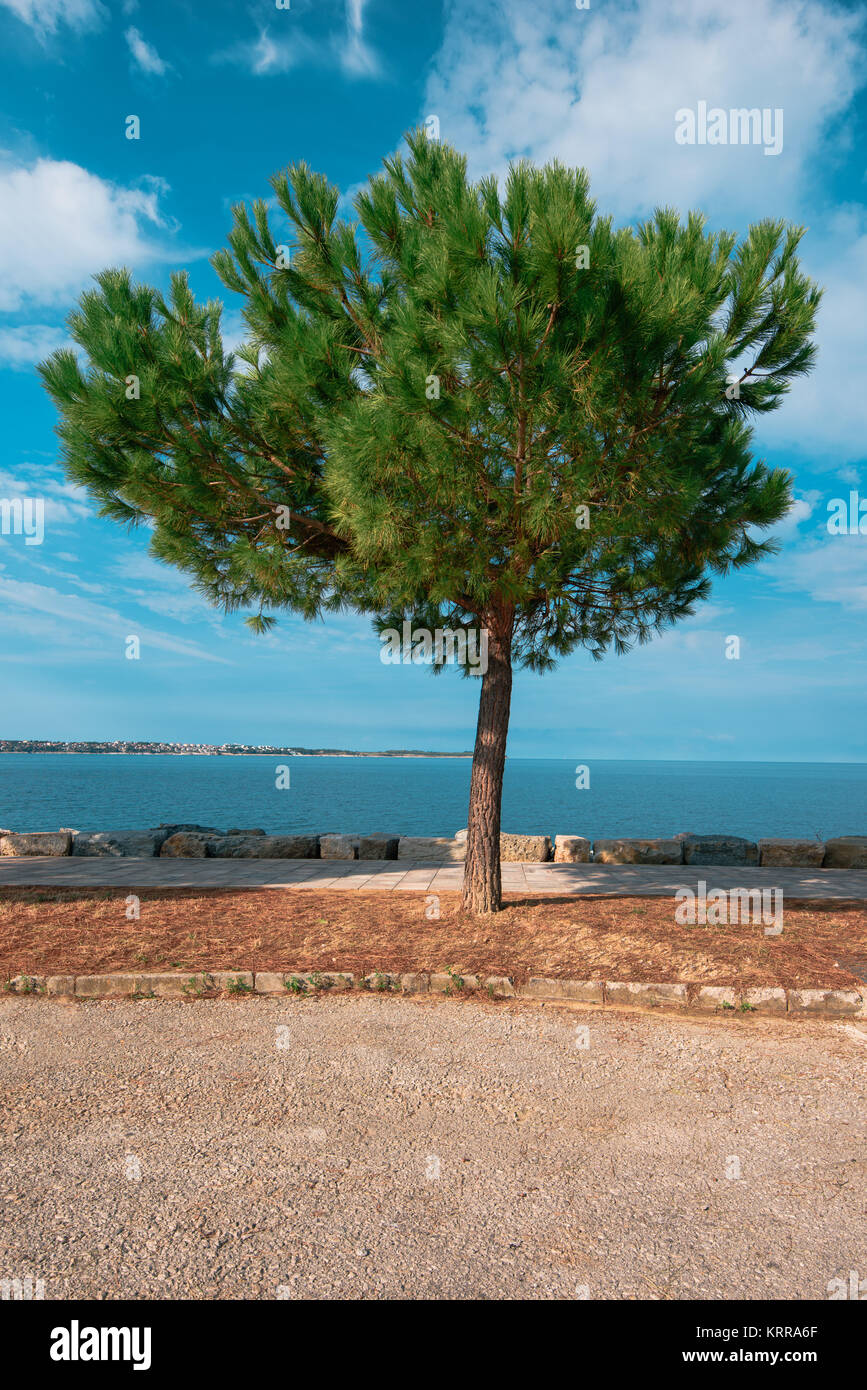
xmin=39 ymin=129 xmax=819 ymax=664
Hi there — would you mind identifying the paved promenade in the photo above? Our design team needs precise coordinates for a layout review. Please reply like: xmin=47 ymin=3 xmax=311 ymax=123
xmin=1 ymin=856 xmax=867 ymax=897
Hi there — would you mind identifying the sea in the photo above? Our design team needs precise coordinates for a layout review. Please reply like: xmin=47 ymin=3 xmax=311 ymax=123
xmin=0 ymin=754 xmax=864 ymax=840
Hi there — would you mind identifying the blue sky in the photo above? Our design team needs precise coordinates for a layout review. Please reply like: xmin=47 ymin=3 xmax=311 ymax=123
xmin=0 ymin=0 xmax=866 ymax=760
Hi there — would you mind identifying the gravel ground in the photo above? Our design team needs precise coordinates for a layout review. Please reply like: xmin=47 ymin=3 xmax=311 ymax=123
xmin=1 ymin=994 xmax=865 ymax=1301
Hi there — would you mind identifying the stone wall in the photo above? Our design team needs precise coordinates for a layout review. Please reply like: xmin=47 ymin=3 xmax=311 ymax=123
xmin=0 ymin=826 xmax=863 ymax=867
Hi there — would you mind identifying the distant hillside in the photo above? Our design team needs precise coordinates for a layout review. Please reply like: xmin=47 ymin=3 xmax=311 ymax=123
xmin=0 ymin=740 xmax=472 ymax=758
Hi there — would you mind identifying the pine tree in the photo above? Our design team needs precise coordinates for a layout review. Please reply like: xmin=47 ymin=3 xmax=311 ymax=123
xmin=39 ymin=131 xmax=821 ymax=912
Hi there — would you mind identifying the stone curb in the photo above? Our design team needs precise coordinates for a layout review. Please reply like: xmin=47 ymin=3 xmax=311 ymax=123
xmin=4 ymin=828 xmax=867 ymax=869
xmin=3 ymin=971 xmax=864 ymax=1018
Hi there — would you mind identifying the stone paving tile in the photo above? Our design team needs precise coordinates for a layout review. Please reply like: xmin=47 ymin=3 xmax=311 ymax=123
xmin=392 ymin=869 xmax=439 ymax=890
xmin=262 ymin=874 xmax=347 ymax=891
xmin=2 ymin=857 xmax=867 ymax=898
xmin=362 ymin=874 xmax=412 ymax=891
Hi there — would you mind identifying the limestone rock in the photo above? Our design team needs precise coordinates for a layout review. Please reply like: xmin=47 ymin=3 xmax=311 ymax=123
xmin=680 ymin=834 xmax=758 ymax=866
xmin=397 ymin=837 xmax=465 ymax=861
xmin=553 ymin=835 xmax=592 ymax=863
xmin=823 ymin=836 xmax=867 ymax=869
xmin=0 ymin=830 xmax=71 ymax=857
xmin=159 ymin=832 xmax=210 ymax=857
xmin=357 ymin=834 xmax=399 ymax=860
xmin=320 ymin=833 xmax=358 ymax=860
xmin=758 ymin=838 xmax=825 ymax=867
xmin=592 ymin=837 xmax=682 ymax=865
xmin=499 ymin=833 xmax=551 ymax=862
xmin=203 ymin=835 xmax=258 ymax=858
xmin=72 ymin=830 xmax=161 ymax=857
xmin=255 ymin=835 xmax=318 ymax=859
xmin=209 ymin=834 xmax=318 ymax=859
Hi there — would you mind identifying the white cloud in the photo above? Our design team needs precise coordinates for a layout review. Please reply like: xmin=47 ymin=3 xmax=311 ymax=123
xmin=770 ymin=536 xmax=867 ymax=611
xmin=336 ymin=178 xmax=369 ymax=221
xmin=767 ymin=491 xmax=822 ymax=542
xmin=423 ymin=0 xmax=867 ymax=461
xmin=0 ymin=0 xmax=104 ymax=36
xmin=217 ymin=2 xmax=380 ymax=79
xmin=27 ymin=558 xmax=105 ymax=593
xmin=0 ymin=576 xmax=233 ymax=663
xmin=752 ymin=210 xmax=867 ymax=464
xmin=0 ymin=158 xmax=175 ymax=313
xmin=341 ymin=0 xmax=379 ymax=77
xmin=215 ymin=26 xmax=317 ymax=75
xmin=124 ymin=25 xmax=169 ymax=77
xmin=0 ymin=323 xmax=72 ymax=368
xmin=0 ymin=462 xmax=93 ymax=530
xmin=424 ymin=0 xmax=863 ymax=220
xmin=219 ymin=308 xmax=249 ymax=356
xmin=110 ymin=553 xmax=217 ymax=625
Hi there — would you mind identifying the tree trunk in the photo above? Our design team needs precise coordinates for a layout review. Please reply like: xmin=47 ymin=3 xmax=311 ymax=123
xmin=462 ymin=617 xmax=513 ymax=914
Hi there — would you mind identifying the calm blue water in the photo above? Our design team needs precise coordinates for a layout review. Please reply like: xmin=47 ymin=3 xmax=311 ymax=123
xmin=0 ymin=755 xmax=864 ymax=839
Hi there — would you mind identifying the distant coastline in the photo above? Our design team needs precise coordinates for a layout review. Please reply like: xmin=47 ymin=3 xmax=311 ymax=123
xmin=0 ymin=740 xmax=472 ymax=759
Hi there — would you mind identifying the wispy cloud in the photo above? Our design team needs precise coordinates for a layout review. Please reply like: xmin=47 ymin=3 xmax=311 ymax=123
xmin=0 ymin=576 xmax=233 ymax=663
xmin=216 ymin=1 xmax=381 ymax=79
xmin=751 ymin=210 xmax=867 ymax=464
xmin=214 ymin=25 xmax=317 ymax=75
xmin=0 ymin=462 xmax=93 ymax=530
xmin=0 ymin=323 xmax=72 ymax=369
xmin=340 ymin=0 xmax=379 ymax=77
xmin=768 ymin=534 xmax=867 ymax=612
xmin=124 ymin=25 xmax=169 ymax=77
xmin=0 ymin=0 xmax=104 ymax=38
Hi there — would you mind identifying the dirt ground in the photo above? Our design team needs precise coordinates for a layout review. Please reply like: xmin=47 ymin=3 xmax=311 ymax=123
xmin=1 ymin=887 xmax=866 ymax=991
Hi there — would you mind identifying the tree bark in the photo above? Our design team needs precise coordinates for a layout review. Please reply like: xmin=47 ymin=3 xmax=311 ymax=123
xmin=462 ymin=616 xmax=513 ymax=914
